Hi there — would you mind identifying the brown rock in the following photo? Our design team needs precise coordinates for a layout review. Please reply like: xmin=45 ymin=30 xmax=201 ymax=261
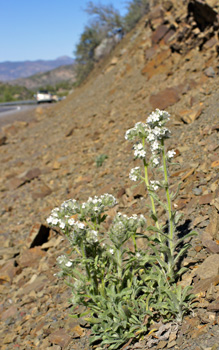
xmin=199 ymin=193 xmax=213 ymax=205
xmin=202 ymin=232 xmax=219 ymax=253
xmin=1 ymin=305 xmax=17 ymax=320
xmin=17 ymin=274 xmax=48 ymax=295
xmin=22 ymin=167 xmax=41 ymax=181
xmin=151 ymin=25 xmax=170 ymax=44
xmin=145 ymin=47 xmax=157 ymax=60
xmin=179 ymin=108 xmax=203 ymax=123
xmin=211 ymin=160 xmax=219 ymax=168
xmin=203 ymin=36 xmax=217 ymax=49
xmin=149 ymin=87 xmax=180 ymax=109
xmin=205 ymin=208 xmax=219 ymax=240
xmin=207 ymin=299 xmax=219 ymax=311
xmin=49 ymin=328 xmax=72 ymax=348
xmin=195 ymin=255 xmax=219 ymax=279
xmin=8 ymin=176 xmax=25 ymax=190
xmin=0 ymin=259 xmax=19 ymax=284
xmin=31 ymin=183 xmax=52 ymax=199
xmin=18 ymin=246 xmax=46 ymax=268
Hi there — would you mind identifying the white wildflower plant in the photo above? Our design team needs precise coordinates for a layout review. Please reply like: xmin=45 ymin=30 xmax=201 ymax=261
xmin=47 ymin=109 xmax=197 ymax=350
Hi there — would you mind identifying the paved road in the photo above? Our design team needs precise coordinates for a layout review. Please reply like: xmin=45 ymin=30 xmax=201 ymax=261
xmin=0 ymin=105 xmax=36 ymax=118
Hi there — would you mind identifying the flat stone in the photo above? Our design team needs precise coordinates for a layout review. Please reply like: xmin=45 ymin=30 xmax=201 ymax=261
xmin=0 ymin=259 xmax=19 ymax=284
xmin=151 ymin=25 xmax=170 ymax=44
xmin=49 ymin=328 xmax=72 ymax=348
xmin=18 ymin=246 xmax=46 ymax=268
xmin=179 ymin=108 xmax=203 ymax=123
xmin=149 ymin=87 xmax=180 ymax=109
xmin=17 ymin=274 xmax=48 ymax=295
xmin=205 ymin=209 xmax=219 ymax=240
xmin=31 ymin=183 xmax=52 ymax=199
xmin=199 ymin=193 xmax=213 ymax=205
xmin=22 ymin=167 xmax=41 ymax=181
xmin=195 ymin=255 xmax=219 ymax=279
xmin=1 ymin=305 xmax=17 ymax=320
xmin=207 ymin=299 xmax=219 ymax=311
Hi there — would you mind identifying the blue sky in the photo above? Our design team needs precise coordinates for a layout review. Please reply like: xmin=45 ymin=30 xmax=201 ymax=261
xmin=0 ymin=0 xmax=127 ymax=62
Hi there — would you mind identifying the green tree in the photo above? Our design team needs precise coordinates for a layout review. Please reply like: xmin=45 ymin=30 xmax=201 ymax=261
xmin=74 ymin=2 xmax=123 ymax=85
xmin=123 ymin=0 xmax=150 ymax=32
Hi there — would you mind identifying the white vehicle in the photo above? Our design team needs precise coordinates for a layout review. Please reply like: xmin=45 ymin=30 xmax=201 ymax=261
xmin=35 ymin=90 xmax=53 ymax=103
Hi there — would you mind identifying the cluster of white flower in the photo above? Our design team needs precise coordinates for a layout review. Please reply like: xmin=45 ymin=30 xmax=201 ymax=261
xmin=146 ymin=109 xmax=170 ymax=128
xmin=167 ymin=149 xmax=176 ymax=159
xmin=151 ymin=157 xmax=160 ymax=167
xmin=47 ymin=207 xmax=67 ymax=229
xmin=86 ymin=229 xmax=98 ymax=244
xmin=57 ymin=255 xmax=73 ymax=268
xmin=145 ymin=110 xmax=171 ymax=157
xmin=109 ymin=212 xmax=147 ymax=247
xmin=125 ymin=122 xmax=148 ymax=141
xmin=133 ymin=143 xmax=146 ymax=159
xmin=81 ymin=194 xmax=117 ymax=218
xmin=129 ymin=167 xmax=141 ymax=181
xmin=150 ymin=180 xmax=160 ymax=191
xmin=125 ymin=110 xmax=171 ymax=166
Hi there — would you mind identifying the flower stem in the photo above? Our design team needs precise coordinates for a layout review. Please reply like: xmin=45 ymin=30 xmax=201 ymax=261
xmin=161 ymin=140 xmax=174 ymax=274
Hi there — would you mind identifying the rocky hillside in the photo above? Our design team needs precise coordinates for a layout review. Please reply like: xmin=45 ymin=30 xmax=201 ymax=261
xmin=9 ymin=64 xmax=76 ymax=90
xmin=0 ymin=1 xmax=219 ymax=349
xmin=0 ymin=56 xmax=74 ymax=81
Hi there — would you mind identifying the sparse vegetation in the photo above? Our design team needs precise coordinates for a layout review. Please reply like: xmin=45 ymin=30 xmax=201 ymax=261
xmin=74 ymin=0 xmax=150 ymax=86
xmin=95 ymin=153 xmax=108 ymax=167
xmin=47 ymin=110 xmax=197 ymax=349
xmin=0 ymin=82 xmax=33 ymax=102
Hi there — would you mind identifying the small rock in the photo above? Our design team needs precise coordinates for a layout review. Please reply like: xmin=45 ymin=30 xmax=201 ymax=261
xmin=204 ymin=67 xmax=215 ymax=78
xmin=49 ymin=328 xmax=72 ymax=348
xmin=149 ymin=87 xmax=180 ymax=110
xmin=193 ymin=187 xmax=202 ymax=196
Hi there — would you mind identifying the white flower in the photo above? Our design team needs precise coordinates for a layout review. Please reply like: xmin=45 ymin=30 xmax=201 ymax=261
xmin=51 ymin=218 xmax=59 ymax=225
xmin=47 ymin=216 xmax=53 ymax=224
xmin=65 ymin=261 xmax=72 ymax=267
xmin=68 ymin=218 xmax=75 ymax=226
xmin=147 ymin=132 xmax=155 ymax=142
xmin=77 ymin=222 xmax=85 ymax=230
xmin=152 ymin=157 xmax=159 ymax=166
xmin=57 ymin=255 xmax=66 ymax=264
xmin=151 ymin=140 xmax=159 ymax=152
xmin=129 ymin=167 xmax=141 ymax=181
xmin=59 ymin=221 xmax=65 ymax=229
xmin=109 ymin=248 xmax=114 ymax=254
xmin=134 ymin=143 xmax=146 ymax=158
xmin=150 ymin=180 xmax=160 ymax=191
xmin=167 ymin=149 xmax=176 ymax=159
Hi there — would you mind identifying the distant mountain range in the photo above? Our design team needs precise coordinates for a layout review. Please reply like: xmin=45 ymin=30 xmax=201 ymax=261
xmin=0 ymin=56 xmax=74 ymax=81
xmin=10 ymin=64 xmax=76 ymax=90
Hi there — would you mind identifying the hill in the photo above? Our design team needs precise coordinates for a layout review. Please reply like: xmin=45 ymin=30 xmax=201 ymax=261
xmin=9 ymin=64 xmax=76 ymax=90
xmin=0 ymin=1 xmax=219 ymax=349
xmin=0 ymin=56 xmax=74 ymax=81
